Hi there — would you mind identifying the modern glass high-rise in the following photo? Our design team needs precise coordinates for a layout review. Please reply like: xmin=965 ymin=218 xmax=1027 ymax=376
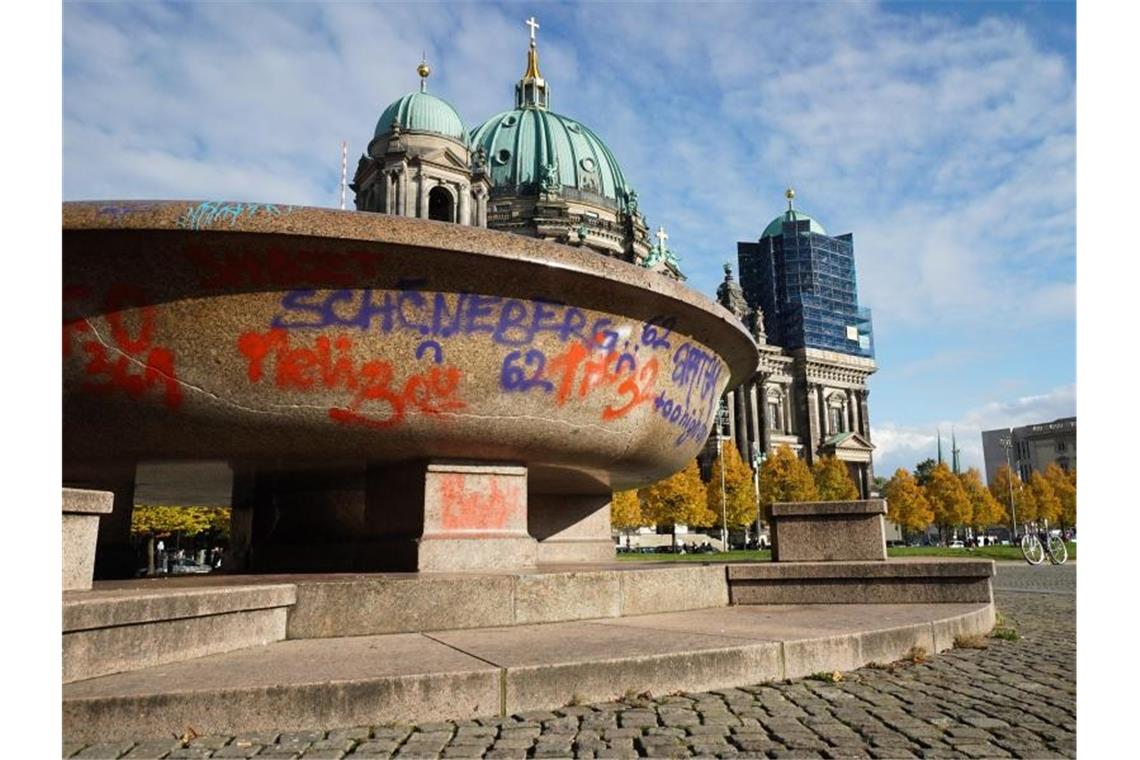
xmin=738 ymin=192 xmax=874 ymax=359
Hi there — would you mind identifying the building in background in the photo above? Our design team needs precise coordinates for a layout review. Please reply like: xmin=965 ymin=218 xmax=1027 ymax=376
xmin=982 ymin=417 xmax=1077 ymax=485
xmin=352 ymin=21 xmax=680 ymax=280
xmin=708 ymin=189 xmax=877 ymax=497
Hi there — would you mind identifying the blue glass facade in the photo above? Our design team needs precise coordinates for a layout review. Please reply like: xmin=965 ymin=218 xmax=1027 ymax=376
xmin=738 ymin=216 xmax=874 ymax=359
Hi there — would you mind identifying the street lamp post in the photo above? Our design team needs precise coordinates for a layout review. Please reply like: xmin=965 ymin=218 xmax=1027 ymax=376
xmin=1000 ymin=435 xmax=1018 ymax=540
xmin=716 ymin=406 xmax=729 ymax=551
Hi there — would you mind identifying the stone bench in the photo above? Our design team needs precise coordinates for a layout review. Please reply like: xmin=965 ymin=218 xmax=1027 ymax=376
xmin=63 ymin=488 xmax=113 ymax=591
xmin=770 ymin=499 xmax=887 ymax=562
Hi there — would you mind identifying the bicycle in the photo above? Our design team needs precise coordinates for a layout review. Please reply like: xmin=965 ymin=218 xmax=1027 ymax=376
xmin=1018 ymin=520 xmax=1068 ymax=565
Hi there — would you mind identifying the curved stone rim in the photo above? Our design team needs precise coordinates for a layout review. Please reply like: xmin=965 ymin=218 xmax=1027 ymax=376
xmin=63 ymin=200 xmax=759 ymax=388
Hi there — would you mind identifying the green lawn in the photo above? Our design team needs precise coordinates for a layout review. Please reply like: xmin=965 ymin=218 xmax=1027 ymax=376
xmin=616 ymin=543 xmax=1075 ymax=563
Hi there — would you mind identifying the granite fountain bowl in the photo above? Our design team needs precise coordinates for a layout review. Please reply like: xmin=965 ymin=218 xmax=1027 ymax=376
xmin=63 ymin=201 xmax=757 ymax=493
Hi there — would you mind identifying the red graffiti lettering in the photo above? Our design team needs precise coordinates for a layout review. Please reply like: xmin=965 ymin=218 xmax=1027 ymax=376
xmin=64 ymin=285 xmax=183 ymax=408
xmin=602 ymin=356 xmax=659 ymax=421
xmin=237 ymin=329 xmax=466 ymax=429
xmin=439 ymin=473 xmax=520 ymax=531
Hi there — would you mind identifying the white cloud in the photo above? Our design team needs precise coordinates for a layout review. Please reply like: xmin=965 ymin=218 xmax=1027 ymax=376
xmin=872 ymin=384 xmax=1076 ymax=477
xmin=62 ymin=1 xmax=1074 ymax=337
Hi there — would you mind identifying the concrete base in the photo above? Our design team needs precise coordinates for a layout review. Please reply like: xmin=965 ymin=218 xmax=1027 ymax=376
xmin=770 ymin=499 xmax=888 ymax=562
xmin=62 ymin=488 xmax=113 ymax=591
xmin=530 ymin=494 xmax=615 ymax=564
xmin=63 ymin=600 xmax=995 ymax=741
xmin=728 ymin=560 xmax=994 ymax=604
xmin=63 ymin=584 xmax=295 ymax=683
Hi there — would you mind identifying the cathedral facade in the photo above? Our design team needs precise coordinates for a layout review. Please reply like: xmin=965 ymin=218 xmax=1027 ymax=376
xmin=712 ymin=190 xmax=877 ymax=498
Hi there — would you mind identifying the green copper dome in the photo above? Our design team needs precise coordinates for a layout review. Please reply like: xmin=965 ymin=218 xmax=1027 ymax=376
xmin=469 ymin=108 xmax=632 ymax=208
xmin=762 ymin=209 xmax=828 ymax=238
xmin=374 ymin=91 xmax=467 ymax=143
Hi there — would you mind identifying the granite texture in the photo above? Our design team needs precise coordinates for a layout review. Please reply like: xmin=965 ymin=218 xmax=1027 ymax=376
xmin=62 ymin=488 xmax=113 ymax=591
xmin=728 ymin=560 xmax=995 ymax=604
xmin=63 ymin=601 xmax=996 ymax=741
xmin=770 ymin=499 xmax=888 ymax=562
xmin=63 ymin=584 xmax=296 ymax=682
xmin=62 ymin=201 xmax=757 ymax=494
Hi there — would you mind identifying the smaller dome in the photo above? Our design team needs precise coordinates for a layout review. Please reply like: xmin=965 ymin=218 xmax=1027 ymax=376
xmin=374 ymin=91 xmax=466 ymax=143
xmin=762 ymin=209 xmax=827 ymax=238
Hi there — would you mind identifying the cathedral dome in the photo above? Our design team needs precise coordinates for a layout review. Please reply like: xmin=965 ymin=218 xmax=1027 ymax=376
xmin=374 ymin=91 xmax=466 ymax=144
xmin=762 ymin=209 xmax=828 ymax=238
xmin=469 ymin=108 xmax=633 ymax=210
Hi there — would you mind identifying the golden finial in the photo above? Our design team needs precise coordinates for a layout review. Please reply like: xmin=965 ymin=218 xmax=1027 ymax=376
xmin=417 ymin=52 xmax=431 ymax=92
xmin=785 ymin=187 xmax=795 ymax=210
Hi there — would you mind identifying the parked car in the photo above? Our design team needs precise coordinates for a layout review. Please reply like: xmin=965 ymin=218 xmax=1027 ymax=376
xmin=948 ymin=540 xmax=965 ymax=549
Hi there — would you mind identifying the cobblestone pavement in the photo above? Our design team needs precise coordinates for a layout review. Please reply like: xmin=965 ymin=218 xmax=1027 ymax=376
xmin=64 ymin=564 xmax=1075 ymax=759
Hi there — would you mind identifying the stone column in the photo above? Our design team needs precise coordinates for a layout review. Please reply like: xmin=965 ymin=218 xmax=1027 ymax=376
xmin=734 ymin=383 xmax=749 ymax=462
xmin=417 ymin=173 xmax=429 ymax=218
xmin=458 ymin=183 xmax=469 ymax=225
xmin=760 ymin=385 xmax=772 ymax=454
xmin=783 ymin=385 xmax=793 ymax=434
xmin=847 ymin=388 xmax=858 ymax=433
xmin=805 ymin=383 xmax=820 ymax=460
xmin=743 ymin=380 xmax=758 ymax=462
xmin=860 ymin=390 xmax=872 ymax=438
xmin=399 ymin=169 xmax=409 ymax=216
xmin=529 ymin=493 xmax=614 ymax=563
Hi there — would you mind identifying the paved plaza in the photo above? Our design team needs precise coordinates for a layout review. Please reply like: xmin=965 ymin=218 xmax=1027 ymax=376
xmin=63 ymin=563 xmax=1075 ymax=760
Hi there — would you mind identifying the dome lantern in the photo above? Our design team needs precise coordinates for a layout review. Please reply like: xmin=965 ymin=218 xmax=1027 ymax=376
xmin=516 ymin=15 xmax=549 ymax=110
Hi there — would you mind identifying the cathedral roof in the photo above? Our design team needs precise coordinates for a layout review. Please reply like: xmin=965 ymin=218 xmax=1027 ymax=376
xmin=374 ymin=91 xmax=467 ymax=144
xmin=468 ymin=108 xmax=633 ymax=208
xmin=762 ymin=209 xmax=828 ymax=238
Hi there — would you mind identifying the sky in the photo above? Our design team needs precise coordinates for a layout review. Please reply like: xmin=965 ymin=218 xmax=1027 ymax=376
xmin=61 ymin=0 xmax=1076 ymax=481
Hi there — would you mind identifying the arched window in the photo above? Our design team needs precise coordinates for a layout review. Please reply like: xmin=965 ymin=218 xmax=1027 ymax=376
xmin=428 ymin=186 xmax=454 ymax=222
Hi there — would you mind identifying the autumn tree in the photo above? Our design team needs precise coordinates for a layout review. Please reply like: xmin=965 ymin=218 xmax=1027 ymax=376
xmin=611 ymin=489 xmax=644 ymax=544
xmin=959 ymin=468 xmax=1004 ymax=534
xmin=988 ymin=464 xmax=1036 ymax=529
xmin=812 ymin=456 xmax=860 ymax=501
xmin=883 ymin=468 xmax=933 ymax=541
xmin=1029 ymin=471 xmax=1062 ymax=525
xmin=923 ymin=463 xmax=971 ymax=543
xmin=1045 ymin=464 xmax=1077 ymax=530
xmin=706 ymin=440 xmax=758 ymax=532
xmin=757 ymin=445 xmax=818 ymax=522
xmin=642 ymin=460 xmax=714 ymax=548
xmin=913 ymin=458 xmax=937 ymax=487
xmin=132 ymin=505 xmax=231 ymax=574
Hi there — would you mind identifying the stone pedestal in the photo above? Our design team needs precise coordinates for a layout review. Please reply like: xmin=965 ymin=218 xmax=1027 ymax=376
xmin=770 ymin=499 xmax=887 ymax=562
xmin=529 ymin=493 xmax=614 ymax=564
xmin=62 ymin=488 xmax=113 ymax=591
xmin=232 ymin=461 xmax=536 ymax=573
xmin=418 ymin=463 xmax=535 ymax=571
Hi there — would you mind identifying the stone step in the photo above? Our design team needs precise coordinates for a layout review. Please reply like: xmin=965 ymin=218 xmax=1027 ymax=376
xmin=63 ymin=583 xmax=295 ymax=683
xmin=728 ymin=559 xmax=995 ymax=604
xmin=63 ymin=601 xmax=995 ymax=742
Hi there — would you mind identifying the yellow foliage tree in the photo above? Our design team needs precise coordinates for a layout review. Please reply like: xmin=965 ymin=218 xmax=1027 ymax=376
xmin=757 ymin=445 xmax=818 ymax=522
xmin=1045 ymin=464 xmax=1076 ymax=529
xmin=706 ymin=440 xmax=758 ymax=530
xmin=1029 ymin=471 xmax=1062 ymax=525
xmin=959 ymin=468 xmax=1005 ymax=533
xmin=611 ymin=489 xmax=644 ymax=532
xmin=988 ymin=464 xmax=1037 ymax=527
xmin=642 ymin=459 xmax=714 ymax=545
xmin=923 ymin=463 xmax=971 ymax=542
xmin=131 ymin=505 xmax=230 ymax=538
xmin=883 ymin=468 xmax=933 ymax=540
xmin=812 ymin=456 xmax=860 ymax=501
